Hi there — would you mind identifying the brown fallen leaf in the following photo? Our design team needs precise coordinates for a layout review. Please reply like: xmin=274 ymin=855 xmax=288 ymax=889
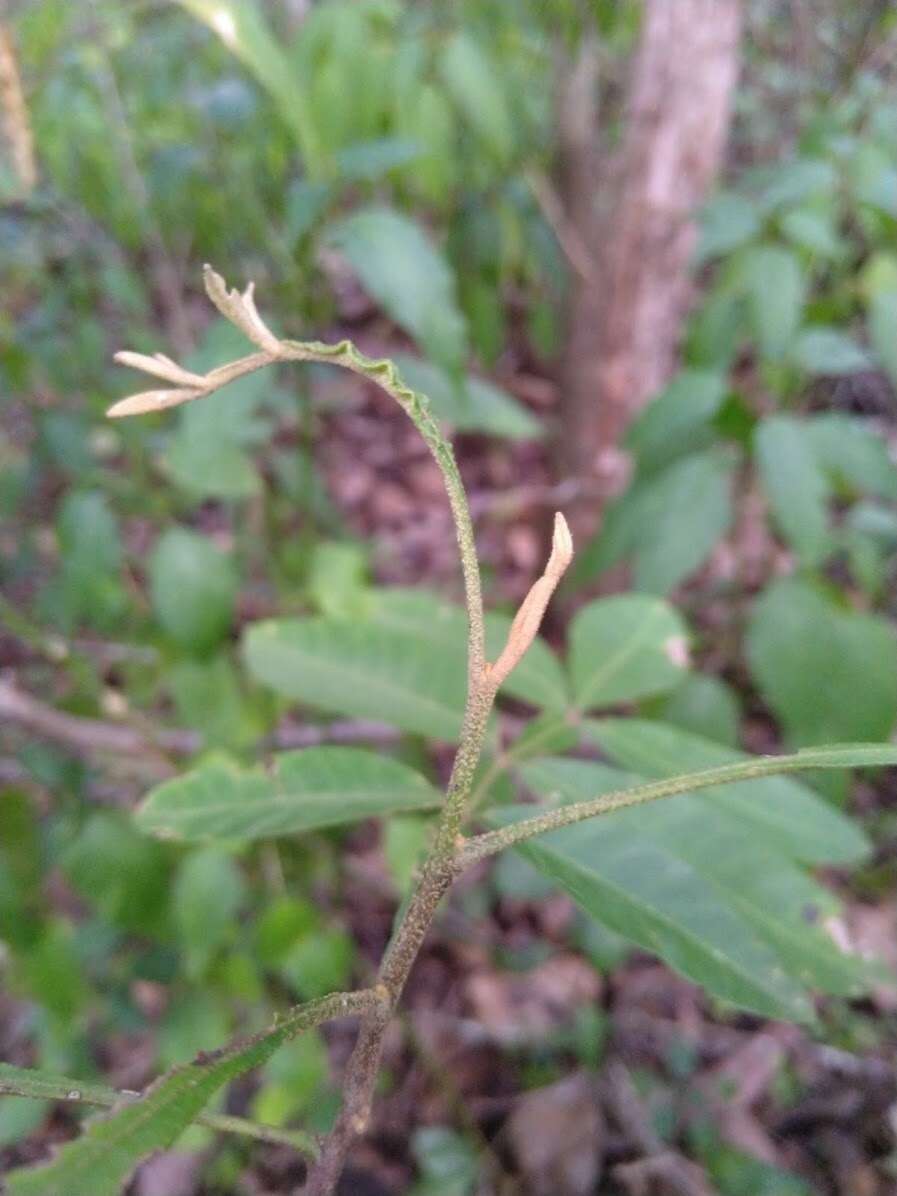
xmin=465 ymin=954 xmax=602 ymax=1046
xmin=506 ymin=1073 xmax=604 ymax=1196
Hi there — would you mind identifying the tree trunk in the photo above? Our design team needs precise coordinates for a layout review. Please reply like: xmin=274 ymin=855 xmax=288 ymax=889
xmin=559 ymin=0 xmax=742 ymax=540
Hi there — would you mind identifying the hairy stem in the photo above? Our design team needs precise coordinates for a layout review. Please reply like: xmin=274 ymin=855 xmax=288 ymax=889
xmin=110 ymin=270 xmax=574 ymax=1196
xmin=0 ymin=1065 xmax=319 ymax=1157
xmin=459 ymin=746 xmax=894 ymax=867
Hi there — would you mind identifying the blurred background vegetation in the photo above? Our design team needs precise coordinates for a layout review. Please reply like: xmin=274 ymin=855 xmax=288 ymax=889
xmin=2 ymin=1 xmax=897 ymax=1193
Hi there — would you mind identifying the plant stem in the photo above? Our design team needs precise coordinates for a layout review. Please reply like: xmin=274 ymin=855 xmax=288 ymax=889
xmin=302 ymin=682 xmax=490 ymax=1195
xmin=303 ymin=516 xmax=572 ymax=1192
xmin=0 ymin=1064 xmax=319 ymax=1157
xmin=110 ymin=273 xmax=575 ymax=1196
xmin=458 ymin=745 xmax=897 ymax=866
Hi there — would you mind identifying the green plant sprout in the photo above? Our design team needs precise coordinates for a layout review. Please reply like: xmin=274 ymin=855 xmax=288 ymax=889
xmin=5 ymin=268 xmax=897 ymax=1196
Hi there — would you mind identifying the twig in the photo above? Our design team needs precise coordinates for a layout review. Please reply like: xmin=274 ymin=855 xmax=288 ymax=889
xmin=603 ymin=1062 xmax=715 ymax=1196
xmin=0 ymin=676 xmax=189 ymax=760
xmin=0 ymin=15 xmax=37 ymax=194
xmin=0 ymin=675 xmax=403 ymax=767
xmin=525 ymin=168 xmax=597 ymax=284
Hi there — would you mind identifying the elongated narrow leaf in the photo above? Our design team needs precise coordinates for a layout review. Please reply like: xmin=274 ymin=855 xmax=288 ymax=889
xmin=755 ymin=416 xmax=832 ymax=567
xmin=393 ymin=354 xmax=540 ymax=441
xmin=243 ymin=618 xmax=466 ymax=740
xmin=626 ymin=370 xmax=727 ymax=476
xmin=0 ymin=1064 xmax=116 ymax=1109
xmin=496 ymin=790 xmax=814 ymax=1021
xmin=149 ymin=527 xmax=237 ymax=655
xmin=791 ymin=327 xmax=873 ymax=376
xmin=808 ymin=414 xmax=897 ymax=501
xmin=578 ymin=449 xmax=735 ymax=595
xmin=325 ymin=207 xmax=467 ymax=371
xmin=582 ymin=719 xmax=872 ymax=863
xmin=740 ymin=244 xmax=805 ymax=360
xmin=177 ymin=0 xmax=322 ymax=173
xmin=569 ymin=595 xmax=689 ymax=711
xmin=6 ymin=992 xmax=371 ymax=1196
xmin=0 ymin=1064 xmax=316 ymax=1153
xmin=438 ymin=32 xmax=513 ymax=163
xmin=519 ymin=759 xmax=879 ymax=1002
xmin=136 ymin=747 xmax=440 ymax=842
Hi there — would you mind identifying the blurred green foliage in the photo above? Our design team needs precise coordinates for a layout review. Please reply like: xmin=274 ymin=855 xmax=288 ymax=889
xmin=2 ymin=0 xmax=897 ymax=1191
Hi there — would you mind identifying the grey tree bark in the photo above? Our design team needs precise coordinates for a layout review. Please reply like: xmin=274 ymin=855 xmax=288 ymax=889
xmin=560 ymin=0 xmax=742 ymax=540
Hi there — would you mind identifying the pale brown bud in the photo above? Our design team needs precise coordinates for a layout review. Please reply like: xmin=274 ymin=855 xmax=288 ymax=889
xmin=106 ymin=387 xmax=205 ymax=419
xmin=487 ymin=512 xmax=573 ymax=692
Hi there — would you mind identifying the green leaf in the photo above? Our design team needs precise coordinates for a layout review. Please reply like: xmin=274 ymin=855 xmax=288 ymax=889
xmin=0 ymin=789 xmax=42 ymax=950
xmin=582 ymin=718 xmax=871 ymax=864
xmin=868 ymin=286 xmax=897 ymax=386
xmin=306 ymin=541 xmax=370 ymax=621
xmin=0 ymin=1064 xmax=318 ymax=1155
xmin=652 ymin=673 xmax=741 ymax=748
xmin=696 ymin=192 xmax=759 ymax=261
xmin=851 ymin=142 xmax=897 ymax=218
xmin=336 ymin=136 xmax=421 ymax=182
xmin=62 ymin=813 xmax=170 ymax=938
xmin=438 ymin=32 xmax=513 ymax=164
xmin=166 ymin=433 xmax=260 ymax=500
xmin=515 ymin=757 xmax=876 ymax=1008
xmin=384 ymin=816 xmax=432 ymax=896
xmin=754 ymin=415 xmax=832 ymax=567
xmin=137 ymin=748 xmax=440 ymax=841
xmin=0 ymin=1099 xmax=47 ymax=1151
xmin=5 ymin=992 xmax=371 ymax=1196
xmin=244 ymin=618 xmax=465 ymax=740
xmin=163 ymin=321 xmax=270 ymax=501
xmin=752 ymin=158 xmax=836 ymax=212
xmin=173 ymin=847 xmax=246 ymax=976
xmin=807 ymin=414 xmax=897 ymax=501
xmin=15 ymin=922 xmax=87 ymax=1023
xmin=747 ymin=578 xmax=897 ymax=747
xmin=397 ymin=82 xmax=456 ymax=204
xmin=169 ymin=654 xmax=260 ymax=749
xmin=627 ymin=371 xmax=727 ymax=476
xmin=149 ymin=528 xmax=237 ymax=656
xmin=500 ymin=786 xmax=813 ymax=1021
xmin=577 ymin=449 xmax=735 ymax=595
xmin=393 ymin=354 xmax=540 ymax=441
xmin=368 ymin=588 xmax=569 ymax=712
xmin=53 ymin=491 xmax=125 ymax=630
xmin=739 ymin=244 xmax=805 ymax=360
xmin=412 ymin=1125 xmax=479 ymax=1195
xmin=863 ymin=256 xmax=897 ymax=385
xmin=779 ymin=206 xmax=845 ymax=259
xmin=569 ymin=595 xmax=689 ymax=711
xmin=790 ymin=327 xmax=873 ymax=376
xmin=281 ymin=928 xmax=354 ymax=1001
xmin=176 ymin=0 xmax=323 ymax=175
xmin=325 ymin=207 xmax=467 ymax=371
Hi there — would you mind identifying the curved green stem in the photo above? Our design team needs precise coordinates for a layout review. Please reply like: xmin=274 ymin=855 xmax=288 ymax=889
xmin=459 ymin=742 xmax=897 ymax=866
xmin=108 ymin=269 xmax=576 ymax=1196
